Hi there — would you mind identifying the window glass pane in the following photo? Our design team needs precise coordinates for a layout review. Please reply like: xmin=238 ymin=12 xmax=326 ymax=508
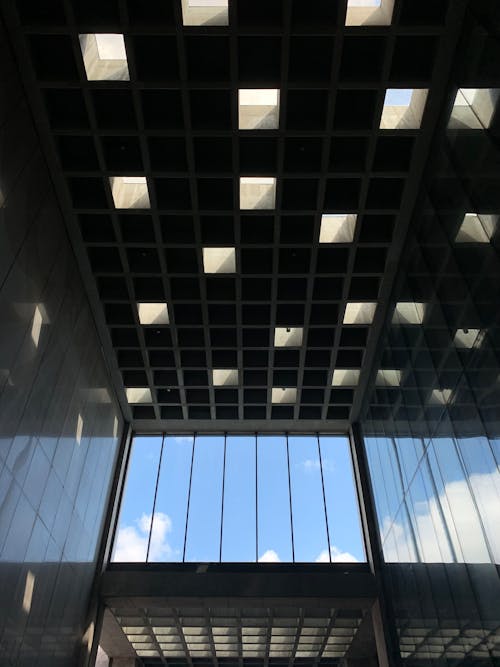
xmin=111 ymin=436 xmax=163 ymax=562
xmin=428 ymin=437 xmax=490 ymax=563
xmin=383 ymin=505 xmax=418 ymax=563
xmin=257 ymin=436 xmax=293 ymax=562
xmin=364 ymin=436 xmax=389 ymax=539
xmin=148 ymin=435 xmax=193 ymax=562
xmin=185 ymin=435 xmax=224 ymax=562
xmin=365 ymin=436 xmax=403 ymax=540
xmin=319 ymin=436 xmax=365 ymax=562
xmin=406 ymin=462 xmax=454 ymax=563
xmin=396 ymin=437 xmax=424 ymax=489
xmin=288 ymin=436 xmax=328 ymax=562
xmin=456 ymin=435 xmax=500 ymax=561
xmin=222 ymin=436 xmax=256 ymax=561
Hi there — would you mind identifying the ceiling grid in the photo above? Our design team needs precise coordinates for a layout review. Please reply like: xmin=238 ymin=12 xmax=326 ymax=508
xmin=7 ymin=0 xmax=459 ymax=430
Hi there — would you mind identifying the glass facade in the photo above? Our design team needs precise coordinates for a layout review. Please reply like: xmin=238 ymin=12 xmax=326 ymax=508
xmin=365 ymin=434 xmax=500 ymax=564
xmin=0 ymin=17 xmax=123 ymax=665
xmin=112 ymin=434 xmax=365 ymax=564
xmin=361 ymin=4 xmax=500 ymax=664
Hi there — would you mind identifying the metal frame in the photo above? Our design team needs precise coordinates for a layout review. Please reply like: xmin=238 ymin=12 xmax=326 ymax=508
xmin=349 ymin=422 xmax=401 ymax=667
xmin=84 ymin=422 xmax=133 ymax=667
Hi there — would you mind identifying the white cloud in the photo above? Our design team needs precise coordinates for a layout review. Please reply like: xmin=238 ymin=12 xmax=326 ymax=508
xmin=300 ymin=458 xmax=321 ymax=472
xmin=258 ymin=549 xmax=281 ymax=562
xmin=315 ymin=545 xmax=359 ymax=563
xmin=299 ymin=458 xmax=335 ymax=473
xmin=113 ymin=512 xmax=174 ymax=562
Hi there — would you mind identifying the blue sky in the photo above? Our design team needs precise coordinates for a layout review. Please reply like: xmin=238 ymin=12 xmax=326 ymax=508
xmin=112 ymin=434 xmax=366 ymax=563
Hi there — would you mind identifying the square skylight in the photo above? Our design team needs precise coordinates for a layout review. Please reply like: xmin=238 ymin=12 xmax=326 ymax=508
xmin=110 ymin=177 xmax=150 ymax=209
xmin=392 ymin=302 xmax=426 ymax=325
xmin=203 ymin=247 xmax=236 ymax=273
xmin=345 ymin=0 xmax=394 ymax=26
xmin=271 ymin=387 xmax=297 ymax=404
xmin=274 ymin=327 xmax=303 ymax=347
xmin=343 ymin=302 xmax=377 ymax=324
xmin=212 ymin=369 xmax=238 ymax=386
xmin=380 ymin=89 xmax=428 ymax=129
xmin=448 ymin=88 xmax=499 ymax=129
xmin=79 ymin=34 xmax=129 ymax=81
xmin=430 ymin=388 xmax=453 ymax=405
xmin=332 ymin=369 xmax=360 ymax=386
xmin=240 ymin=177 xmax=276 ymax=210
xmin=181 ymin=0 xmax=228 ymax=26
xmin=455 ymin=213 xmax=497 ymax=243
xmin=125 ymin=387 xmax=153 ymax=404
xmin=76 ymin=414 xmax=83 ymax=445
xmin=31 ymin=304 xmax=47 ymax=348
xmin=137 ymin=303 xmax=169 ymax=325
xmin=454 ymin=328 xmax=481 ymax=349
xmin=319 ymin=214 xmax=356 ymax=243
xmin=376 ymin=369 xmax=402 ymax=386
xmin=239 ymin=89 xmax=280 ymax=130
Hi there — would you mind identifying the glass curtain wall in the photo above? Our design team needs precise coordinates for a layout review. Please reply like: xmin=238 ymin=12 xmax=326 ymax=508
xmin=111 ymin=434 xmax=365 ymax=564
xmin=362 ymin=4 xmax=500 ymax=664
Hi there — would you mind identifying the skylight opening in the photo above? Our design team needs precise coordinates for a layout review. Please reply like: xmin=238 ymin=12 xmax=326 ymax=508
xmin=239 ymin=89 xmax=280 ymax=130
xmin=22 ymin=571 xmax=35 ymax=614
xmin=274 ymin=327 xmax=303 ymax=347
xmin=454 ymin=328 xmax=481 ymax=349
xmin=380 ymin=89 xmax=428 ymax=129
xmin=181 ymin=0 xmax=228 ymax=26
xmin=343 ymin=302 xmax=377 ymax=325
xmin=393 ymin=302 xmax=426 ymax=325
xmin=375 ymin=369 xmax=402 ymax=386
xmin=76 ymin=414 xmax=84 ymax=445
xmin=271 ymin=387 xmax=297 ymax=404
xmin=137 ymin=303 xmax=169 ymax=325
xmin=79 ymin=34 xmax=129 ymax=81
xmin=332 ymin=369 xmax=360 ymax=386
xmin=31 ymin=304 xmax=46 ymax=348
xmin=125 ymin=387 xmax=153 ymax=404
xmin=319 ymin=214 xmax=356 ymax=243
xmin=240 ymin=177 xmax=276 ymax=210
xmin=203 ymin=247 xmax=236 ymax=273
xmin=448 ymin=88 xmax=499 ymax=129
xmin=430 ymin=388 xmax=453 ymax=405
xmin=110 ymin=176 xmax=150 ymax=209
xmin=345 ymin=0 xmax=394 ymax=26
xmin=455 ymin=213 xmax=497 ymax=243
xmin=212 ymin=369 xmax=238 ymax=386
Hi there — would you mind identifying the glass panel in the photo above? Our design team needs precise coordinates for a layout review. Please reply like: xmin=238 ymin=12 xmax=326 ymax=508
xmin=429 ymin=437 xmax=490 ymax=563
xmin=365 ymin=436 xmax=403 ymax=541
xmin=148 ymin=435 xmax=194 ymax=562
xmin=396 ymin=437 xmax=424 ymax=489
xmin=319 ymin=436 xmax=365 ymax=562
xmin=288 ymin=436 xmax=328 ymax=562
xmin=406 ymin=462 xmax=454 ymax=563
xmin=257 ymin=436 xmax=293 ymax=562
xmin=184 ymin=435 xmax=224 ymax=562
xmin=383 ymin=505 xmax=418 ymax=562
xmin=111 ymin=436 xmax=163 ymax=562
xmin=222 ymin=436 xmax=256 ymax=562
xmin=455 ymin=435 xmax=500 ymax=563
xmin=112 ymin=433 xmax=367 ymax=564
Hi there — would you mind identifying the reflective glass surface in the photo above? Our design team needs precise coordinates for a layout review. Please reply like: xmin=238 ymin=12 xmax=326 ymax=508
xmin=361 ymin=5 xmax=500 ymax=663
